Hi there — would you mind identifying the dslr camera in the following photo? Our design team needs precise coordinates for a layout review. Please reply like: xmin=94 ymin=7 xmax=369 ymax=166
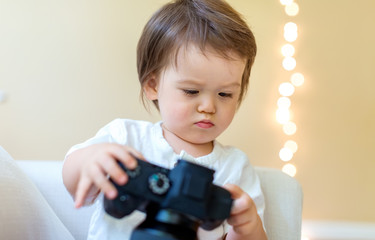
xmin=104 ymin=158 xmax=233 ymax=240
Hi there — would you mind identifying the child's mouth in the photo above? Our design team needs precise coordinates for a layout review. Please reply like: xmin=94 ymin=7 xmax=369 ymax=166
xmin=195 ymin=120 xmax=214 ymax=129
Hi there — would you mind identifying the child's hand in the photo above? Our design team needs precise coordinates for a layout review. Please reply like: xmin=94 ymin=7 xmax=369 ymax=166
xmin=223 ymin=184 xmax=267 ymax=240
xmin=68 ymin=143 xmax=144 ymax=208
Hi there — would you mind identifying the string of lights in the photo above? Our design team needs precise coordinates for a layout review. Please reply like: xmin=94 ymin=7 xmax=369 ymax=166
xmin=278 ymin=3 xmax=309 ymax=239
xmin=277 ymin=0 xmax=305 ymax=178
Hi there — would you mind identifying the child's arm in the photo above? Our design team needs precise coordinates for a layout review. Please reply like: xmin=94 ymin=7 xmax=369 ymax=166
xmin=62 ymin=143 xmax=143 ymax=208
xmin=224 ymin=184 xmax=267 ymax=240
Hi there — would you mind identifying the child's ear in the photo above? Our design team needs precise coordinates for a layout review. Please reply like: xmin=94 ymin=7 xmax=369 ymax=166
xmin=143 ymin=74 xmax=159 ymax=101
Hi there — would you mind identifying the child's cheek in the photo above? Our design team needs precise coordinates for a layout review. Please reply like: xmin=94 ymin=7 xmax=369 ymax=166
xmin=174 ymin=104 xmax=192 ymax=120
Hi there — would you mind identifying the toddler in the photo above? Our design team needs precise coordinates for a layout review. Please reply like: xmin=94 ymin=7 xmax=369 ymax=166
xmin=63 ymin=0 xmax=267 ymax=239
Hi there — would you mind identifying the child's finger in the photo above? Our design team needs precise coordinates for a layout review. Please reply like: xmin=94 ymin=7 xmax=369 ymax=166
xmin=227 ymin=207 xmax=252 ymax=226
xmin=74 ymin=175 xmax=92 ymax=208
xmin=123 ymin=146 xmax=147 ymax=162
xmin=107 ymin=145 xmax=139 ymax=169
xmin=224 ymin=184 xmax=252 ymax=215
xmin=99 ymin=155 xmax=128 ymax=185
xmin=90 ymin=165 xmax=118 ymax=199
xmin=223 ymin=183 xmax=243 ymax=199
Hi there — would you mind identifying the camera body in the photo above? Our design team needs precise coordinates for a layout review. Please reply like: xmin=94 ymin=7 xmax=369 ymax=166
xmin=104 ymin=158 xmax=233 ymax=240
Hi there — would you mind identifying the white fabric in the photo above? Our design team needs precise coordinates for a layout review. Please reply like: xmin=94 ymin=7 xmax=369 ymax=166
xmin=11 ymin=159 xmax=302 ymax=240
xmin=0 ymin=146 xmax=74 ymax=240
xmin=256 ymin=167 xmax=303 ymax=240
xmin=66 ymin=119 xmax=265 ymax=240
xmin=16 ymin=160 xmax=96 ymax=240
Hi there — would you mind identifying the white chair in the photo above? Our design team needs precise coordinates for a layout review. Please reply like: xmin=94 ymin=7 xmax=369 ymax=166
xmin=17 ymin=161 xmax=303 ymax=240
xmin=256 ymin=167 xmax=303 ymax=240
xmin=1 ymin=145 xmax=302 ymax=240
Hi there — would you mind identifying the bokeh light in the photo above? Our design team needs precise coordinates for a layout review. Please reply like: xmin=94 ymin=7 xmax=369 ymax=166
xmin=282 ymin=57 xmax=297 ymax=71
xmin=280 ymin=0 xmax=294 ymax=6
xmin=282 ymin=163 xmax=297 ymax=177
xmin=277 ymin=97 xmax=291 ymax=109
xmin=285 ymin=2 xmax=299 ymax=16
xmin=279 ymin=147 xmax=293 ymax=161
xmin=276 ymin=108 xmax=290 ymax=124
xmin=284 ymin=22 xmax=298 ymax=42
xmin=284 ymin=31 xmax=298 ymax=42
xmin=281 ymin=44 xmax=295 ymax=57
xmin=279 ymin=82 xmax=295 ymax=96
xmin=284 ymin=22 xmax=298 ymax=33
xmin=284 ymin=140 xmax=298 ymax=153
xmin=291 ymin=72 xmax=305 ymax=87
xmin=283 ymin=121 xmax=297 ymax=135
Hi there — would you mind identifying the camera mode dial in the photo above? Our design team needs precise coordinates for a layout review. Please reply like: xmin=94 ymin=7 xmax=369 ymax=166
xmin=148 ymin=173 xmax=170 ymax=195
xmin=125 ymin=165 xmax=141 ymax=178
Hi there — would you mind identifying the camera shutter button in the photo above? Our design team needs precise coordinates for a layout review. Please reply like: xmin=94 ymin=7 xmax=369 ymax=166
xmin=148 ymin=173 xmax=170 ymax=195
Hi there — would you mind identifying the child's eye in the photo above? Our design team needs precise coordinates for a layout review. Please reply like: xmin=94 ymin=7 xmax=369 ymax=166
xmin=183 ymin=89 xmax=199 ymax=95
xmin=218 ymin=92 xmax=233 ymax=98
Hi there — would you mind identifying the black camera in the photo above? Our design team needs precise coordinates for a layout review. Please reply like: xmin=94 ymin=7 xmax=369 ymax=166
xmin=104 ymin=158 xmax=233 ymax=240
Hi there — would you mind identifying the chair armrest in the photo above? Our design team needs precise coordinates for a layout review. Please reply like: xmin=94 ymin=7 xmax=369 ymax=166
xmin=16 ymin=160 xmax=95 ymax=240
xmin=255 ymin=167 xmax=303 ymax=240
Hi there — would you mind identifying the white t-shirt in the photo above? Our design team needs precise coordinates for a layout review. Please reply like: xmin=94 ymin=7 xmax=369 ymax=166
xmin=66 ymin=119 xmax=265 ymax=240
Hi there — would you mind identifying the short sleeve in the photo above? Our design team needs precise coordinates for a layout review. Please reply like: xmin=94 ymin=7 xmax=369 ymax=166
xmin=239 ymin=161 xmax=266 ymax=223
xmin=65 ymin=119 xmax=125 ymax=158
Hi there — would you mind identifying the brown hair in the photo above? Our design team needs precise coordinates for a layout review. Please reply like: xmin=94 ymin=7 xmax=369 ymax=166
xmin=137 ymin=0 xmax=256 ymax=109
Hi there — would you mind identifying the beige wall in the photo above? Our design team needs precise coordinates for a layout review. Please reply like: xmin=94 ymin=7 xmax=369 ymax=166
xmin=1 ymin=0 xmax=374 ymax=222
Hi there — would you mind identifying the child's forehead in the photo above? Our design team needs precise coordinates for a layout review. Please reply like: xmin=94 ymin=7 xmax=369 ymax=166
xmin=159 ymin=44 xmax=246 ymax=88
xmin=167 ymin=43 xmax=244 ymax=70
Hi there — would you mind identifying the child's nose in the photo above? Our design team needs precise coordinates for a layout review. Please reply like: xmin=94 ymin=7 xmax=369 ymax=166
xmin=197 ymin=96 xmax=216 ymax=114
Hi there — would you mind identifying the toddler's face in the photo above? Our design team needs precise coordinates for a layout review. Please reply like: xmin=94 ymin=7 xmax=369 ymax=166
xmin=146 ymin=45 xmax=245 ymax=147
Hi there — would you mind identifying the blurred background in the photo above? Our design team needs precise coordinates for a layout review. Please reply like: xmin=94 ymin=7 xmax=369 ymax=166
xmin=1 ymin=0 xmax=374 ymax=239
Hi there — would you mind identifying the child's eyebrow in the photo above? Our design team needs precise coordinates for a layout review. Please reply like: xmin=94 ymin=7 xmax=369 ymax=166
xmin=222 ymin=82 xmax=241 ymax=88
xmin=174 ymin=79 xmax=203 ymax=87
xmin=176 ymin=79 xmax=241 ymax=88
